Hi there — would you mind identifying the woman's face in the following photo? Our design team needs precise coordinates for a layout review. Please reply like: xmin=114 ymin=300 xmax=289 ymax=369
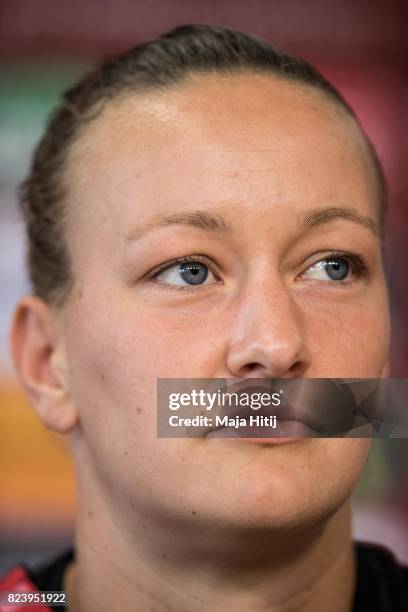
xmin=60 ymin=74 xmax=390 ymax=534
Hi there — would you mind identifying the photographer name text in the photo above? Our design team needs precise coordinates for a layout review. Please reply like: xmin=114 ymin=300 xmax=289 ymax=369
xmin=168 ymin=415 xmax=277 ymax=428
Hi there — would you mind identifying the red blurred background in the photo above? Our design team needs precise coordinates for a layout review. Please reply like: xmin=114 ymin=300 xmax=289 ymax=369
xmin=0 ymin=0 xmax=407 ymax=571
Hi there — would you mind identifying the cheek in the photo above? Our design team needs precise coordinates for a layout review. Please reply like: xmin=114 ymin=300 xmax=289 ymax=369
xmin=64 ymin=295 xmax=152 ymax=436
xmin=63 ymin=290 xmax=214 ymax=443
xmin=300 ymin=290 xmax=390 ymax=376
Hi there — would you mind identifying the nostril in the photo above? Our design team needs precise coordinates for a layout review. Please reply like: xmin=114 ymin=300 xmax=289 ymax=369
xmin=247 ymin=363 xmax=259 ymax=371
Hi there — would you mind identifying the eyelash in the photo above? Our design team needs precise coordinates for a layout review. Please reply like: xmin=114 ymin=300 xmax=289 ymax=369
xmin=148 ymin=254 xmax=220 ymax=292
xmin=303 ymin=251 xmax=368 ymax=286
xmin=148 ymin=251 xmax=368 ymax=292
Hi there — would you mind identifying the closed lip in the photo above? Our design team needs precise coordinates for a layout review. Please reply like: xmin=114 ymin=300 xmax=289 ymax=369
xmin=203 ymin=383 xmax=325 ymax=438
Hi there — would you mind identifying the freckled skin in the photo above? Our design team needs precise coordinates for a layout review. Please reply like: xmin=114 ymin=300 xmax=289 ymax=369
xmin=13 ymin=73 xmax=390 ymax=611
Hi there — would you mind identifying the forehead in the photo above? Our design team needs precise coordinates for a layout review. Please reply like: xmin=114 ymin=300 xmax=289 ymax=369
xmin=65 ymin=73 xmax=378 ymax=248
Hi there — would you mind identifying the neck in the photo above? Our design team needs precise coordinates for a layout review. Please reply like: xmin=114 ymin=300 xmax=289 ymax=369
xmin=64 ymin=477 xmax=356 ymax=612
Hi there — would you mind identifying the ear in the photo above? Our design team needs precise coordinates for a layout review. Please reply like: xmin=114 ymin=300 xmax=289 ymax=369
xmin=10 ymin=295 xmax=78 ymax=433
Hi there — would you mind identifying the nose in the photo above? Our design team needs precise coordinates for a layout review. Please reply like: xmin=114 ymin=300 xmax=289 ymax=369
xmin=225 ymin=278 xmax=310 ymax=379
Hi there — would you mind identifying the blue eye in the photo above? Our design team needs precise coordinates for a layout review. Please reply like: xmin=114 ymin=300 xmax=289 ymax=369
xmin=154 ymin=259 xmax=217 ymax=287
xmin=179 ymin=262 xmax=209 ymax=285
xmin=304 ymin=257 xmax=351 ymax=282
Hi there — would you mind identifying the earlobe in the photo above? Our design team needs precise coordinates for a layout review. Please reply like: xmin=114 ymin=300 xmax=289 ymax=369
xmin=10 ymin=295 xmax=78 ymax=433
xmin=36 ymin=391 xmax=78 ymax=432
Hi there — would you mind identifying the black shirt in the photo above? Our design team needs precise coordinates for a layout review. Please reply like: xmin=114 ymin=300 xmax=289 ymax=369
xmin=24 ymin=542 xmax=408 ymax=611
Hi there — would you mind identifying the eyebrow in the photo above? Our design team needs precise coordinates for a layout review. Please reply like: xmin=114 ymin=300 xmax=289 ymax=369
xmin=298 ymin=206 xmax=380 ymax=237
xmin=124 ymin=205 xmax=380 ymax=242
xmin=124 ymin=210 xmax=234 ymax=242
